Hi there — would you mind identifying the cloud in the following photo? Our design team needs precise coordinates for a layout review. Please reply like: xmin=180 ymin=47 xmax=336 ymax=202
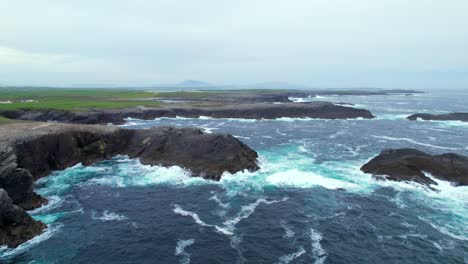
xmin=0 ymin=0 xmax=467 ymax=88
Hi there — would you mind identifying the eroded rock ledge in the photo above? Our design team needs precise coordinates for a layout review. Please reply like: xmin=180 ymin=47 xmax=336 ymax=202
xmin=0 ymin=122 xmax=259 ymax=247
xmin=0 ymin=102 xmax=375 ymax=125
xmin=361 ymin=148 xmax=468 ymax=187
xmin=407 ymin=113 xmax=468 ymax=122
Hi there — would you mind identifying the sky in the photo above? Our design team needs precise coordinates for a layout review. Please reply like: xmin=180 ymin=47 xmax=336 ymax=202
xmin=1 ymin=0 xmax=467 ymax=89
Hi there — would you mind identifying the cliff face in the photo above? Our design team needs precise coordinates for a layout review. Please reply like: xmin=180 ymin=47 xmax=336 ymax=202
xmin=0 ymin=122 xmax=259 ymax=247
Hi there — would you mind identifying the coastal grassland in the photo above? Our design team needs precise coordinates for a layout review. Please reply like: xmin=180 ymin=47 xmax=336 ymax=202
xmin=0 ymin=88 xmax=164 ymax=111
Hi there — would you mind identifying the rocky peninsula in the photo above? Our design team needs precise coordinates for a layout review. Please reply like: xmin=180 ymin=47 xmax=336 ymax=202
xmin=0 ymin=102 xmax=375 ymax=125
xmin=361 ymin=148 xmax=468 ymax=187
xmin=0 ymin=122 xmax=259 ymax=247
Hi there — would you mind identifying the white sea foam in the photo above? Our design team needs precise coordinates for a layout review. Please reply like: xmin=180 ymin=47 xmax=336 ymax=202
xmin=310 ymin=228 xmax=327 ymax=264
xmin=281 ymin=221 xmax=295 ymax=239
xmin=276 ymin=246 xmax=306 ymax=264
xmin=175 ymin=239 xmax=195 ymax=264
xmin=266 ymin=169 xmax=360 ymax=190
xmin=92 ymin=210 xmax=127 ymax=222
xmin=209 ymin=194 xmax=230 ymax=209
xmin=371 ymin=135 xmax=462 ymax=150
xmin=223 ymin=198 xmax=287 ymax=233
xmin=173 ymin=204 xmax=233 ymax=235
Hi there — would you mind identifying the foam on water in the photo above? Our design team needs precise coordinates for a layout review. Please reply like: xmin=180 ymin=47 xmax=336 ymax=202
xmin=371 ymin=135 xmax=463 ymax=150
xmin=172 ymin=204 xmax=233 ymax=235
xmin=276 ymin=246 xmax=306 ymax=264
xmin=310 ymin=228 xmax=327 ymax=264
xmin=175 ymin=239 xmax=195 ymax=264
xmin=91 ymin=210 xmax=127 ymax=222
xmin=281 ymin=221 xmax=295 ymax=239
xmin=222 ymin=198 xmax=288 ymax=233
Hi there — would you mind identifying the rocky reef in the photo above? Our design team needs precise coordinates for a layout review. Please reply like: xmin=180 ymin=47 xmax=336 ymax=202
xmin=0 ymin=122 xmax=259 ymax=247
xmin=0 ymin=102 xmax=375 ymax=125
xmin=407 ymin=113 xmax=468 ymax=122
xmin=361 ymin=148 xmax=468 ymax=187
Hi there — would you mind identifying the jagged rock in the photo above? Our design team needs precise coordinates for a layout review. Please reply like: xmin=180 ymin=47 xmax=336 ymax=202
xmin=0 ymin=188 xmax=46 ymax=248
xmin=361 ymin=148 xmax=468 ymax=187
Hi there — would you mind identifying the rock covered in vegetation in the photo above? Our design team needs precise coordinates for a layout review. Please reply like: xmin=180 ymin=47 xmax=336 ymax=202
xmin=361 ymin=148 xmax=468 ymax=187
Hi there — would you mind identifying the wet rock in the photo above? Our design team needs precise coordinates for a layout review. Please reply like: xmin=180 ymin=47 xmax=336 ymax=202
xmin=0 ymin=188 xmax=46 ymax=248
xmin=361 ymin=148 xmax=468 ymax=187
xmin=407 ymin=113 xmax=468 ymax=122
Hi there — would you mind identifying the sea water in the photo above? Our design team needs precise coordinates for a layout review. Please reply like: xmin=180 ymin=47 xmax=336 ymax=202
xmin=1 ymin=90 xmax=468 ymax=263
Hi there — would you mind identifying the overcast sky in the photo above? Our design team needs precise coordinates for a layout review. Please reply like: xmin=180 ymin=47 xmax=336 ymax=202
xmin=1 ymin=0 xmax=467 ymax=89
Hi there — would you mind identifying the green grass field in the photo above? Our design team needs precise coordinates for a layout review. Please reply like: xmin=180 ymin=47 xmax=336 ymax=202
xmin=0 ymin=88 xmax=165 ymax=111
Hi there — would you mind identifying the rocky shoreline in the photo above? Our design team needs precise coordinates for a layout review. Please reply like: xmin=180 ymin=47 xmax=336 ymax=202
xmin=0 ymin=102 xmax=375 ymax=125
xmin=361 ymin=148 xmax=468 ymax=187
xmin=0 ymin=122 xmax=259 ymax=247
xmin=407 ymin=112 xmax=468 ymax=122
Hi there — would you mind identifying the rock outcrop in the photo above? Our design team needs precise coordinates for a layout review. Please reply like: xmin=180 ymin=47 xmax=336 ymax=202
xmin=0 ymin=102 xmax=375 ymax=125
xmin=0 ymin=122 xmax=259 ymax=247
xmin=0 ymin=189 xmax=46 ymax=248
xmin=361 ymin=148 xmax=468 ymax=187
xmin=407 ymin=113 xmax=468 ymax=122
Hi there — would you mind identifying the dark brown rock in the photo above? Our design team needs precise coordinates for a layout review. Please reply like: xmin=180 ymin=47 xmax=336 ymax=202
xmin=361 ymin=148 xmax=468 ymax=187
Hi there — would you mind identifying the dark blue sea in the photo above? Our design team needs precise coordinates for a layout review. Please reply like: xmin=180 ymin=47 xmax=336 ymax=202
xmin=1 ymin=90 xmax=467 ymax=263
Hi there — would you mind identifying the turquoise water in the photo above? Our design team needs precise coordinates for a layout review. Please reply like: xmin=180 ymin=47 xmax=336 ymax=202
xmin=1 ymin=90 xmax=467 ymax=263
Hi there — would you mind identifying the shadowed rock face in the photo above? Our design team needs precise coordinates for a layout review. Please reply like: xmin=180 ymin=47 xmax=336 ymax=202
xmin=0 ymin=189 xmax=46 ymax=248
xmin=407 ymin=113 xmax=468 ymax=122
xmin=0 ymin=102 xmax=375 ymax=125
xmin=361 ymin=148 xmax=468 ymax=187
xmin=0 ymin=122 xmax=259 ymax=247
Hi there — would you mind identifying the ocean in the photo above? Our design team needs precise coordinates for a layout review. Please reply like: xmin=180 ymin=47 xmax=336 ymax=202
xmin=1 ymin=90 xmax=467 ymax=263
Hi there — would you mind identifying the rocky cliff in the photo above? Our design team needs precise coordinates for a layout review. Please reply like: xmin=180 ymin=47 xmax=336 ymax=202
xmin=0 ymin=122 xmax=259 ymax=247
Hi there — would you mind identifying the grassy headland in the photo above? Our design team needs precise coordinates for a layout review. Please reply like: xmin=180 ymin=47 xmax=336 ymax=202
xmin=0 ymin=88 xmax=166 ymax=111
